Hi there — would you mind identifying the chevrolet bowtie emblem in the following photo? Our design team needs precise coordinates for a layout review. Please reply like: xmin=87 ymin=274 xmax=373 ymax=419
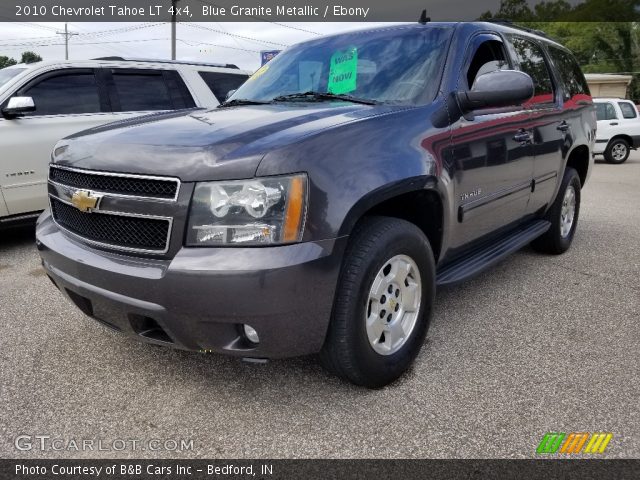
xmin=71 ymin=190 xmax=101 ymax=213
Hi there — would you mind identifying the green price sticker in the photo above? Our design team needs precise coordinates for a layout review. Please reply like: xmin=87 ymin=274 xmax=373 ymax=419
xmin=328 ymin=47 xmax=358 ymax=95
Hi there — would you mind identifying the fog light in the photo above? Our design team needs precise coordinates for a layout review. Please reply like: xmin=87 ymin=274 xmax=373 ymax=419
xmin=243 ymin=324 xmax=259 ymax=344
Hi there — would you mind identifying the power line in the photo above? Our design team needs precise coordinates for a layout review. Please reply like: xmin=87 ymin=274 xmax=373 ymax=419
xmin=269 ymin=22 xmax=322 ymax=36
xmin=68 ymin=22 xmax=135 ymax=58
xmin=16 ymin=22 xmax=61 ymax=33
xmin=0 ymin=38 xmax=171 ymax=49
xmin=177 ymin=38 xmax=260 ymax=53
xmin=182 ymin=23 xmax=289 ymax=47
xmin=0 ymin=35 xmax=60 ymax=43
xmin=75 ymin=23 xmax=163 ymax=39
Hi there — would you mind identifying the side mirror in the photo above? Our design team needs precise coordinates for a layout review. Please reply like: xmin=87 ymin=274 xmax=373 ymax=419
xmin=225 ymin=89 xmax=237 ymax=101
xmin=2 ymin=96 xmax=35 ymax=118
xmin=456 ymin=70 xmax=534 ymax=113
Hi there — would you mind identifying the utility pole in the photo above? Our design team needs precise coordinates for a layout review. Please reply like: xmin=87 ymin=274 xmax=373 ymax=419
xmin=171 ymin=0 xmax=180 ymax=60
xmin=56 ymin=23 xmax=78 ymax=60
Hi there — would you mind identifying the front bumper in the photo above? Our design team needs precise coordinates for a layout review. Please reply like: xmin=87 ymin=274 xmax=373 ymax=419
xmin=36 ymin=212 xmax=347 ymax=358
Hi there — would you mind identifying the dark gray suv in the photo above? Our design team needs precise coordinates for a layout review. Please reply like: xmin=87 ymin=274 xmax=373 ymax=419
xmin=36 ymin=22 xmax=595 ymax=387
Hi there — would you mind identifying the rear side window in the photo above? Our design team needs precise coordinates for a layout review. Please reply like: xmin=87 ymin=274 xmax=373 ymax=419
xmin=509 ymin=36 xmax=554 ymax=105
xmin=618 ymin=102 xmax=637 ymax=119
xmin=547 ymin=46 xmax=590 ymax=99
xmin=112 ymin=70 xmax=173 ymax=111
xmin=22 ymin=71 xmax=101 ymax=116
xmin=198 ymin=71 xmax=249 ymax=102
xmin=595 ymin=103 xmax=617 ymax=120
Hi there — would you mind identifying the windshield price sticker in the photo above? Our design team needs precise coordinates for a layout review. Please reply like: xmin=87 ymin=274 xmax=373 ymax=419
xmin=328 ymin=48 xmax=358 ymax=95
xmin=248 ymin=64 xmax=269 ymax=82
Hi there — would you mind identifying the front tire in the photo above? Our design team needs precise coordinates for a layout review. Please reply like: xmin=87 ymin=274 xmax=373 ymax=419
xmin=604 ymin=138 xmax=630 ymax=164
xmin=532 ymin=167 xmax=581 ymax=255
xmin=320 ymin=216 xmax=435 ymax=388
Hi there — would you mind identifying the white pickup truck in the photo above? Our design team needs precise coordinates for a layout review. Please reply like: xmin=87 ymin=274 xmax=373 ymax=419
xmin=593 ymin=97 xmax=640 ymax=164
xmin=0 ymin=58 xmax=249 ymax=226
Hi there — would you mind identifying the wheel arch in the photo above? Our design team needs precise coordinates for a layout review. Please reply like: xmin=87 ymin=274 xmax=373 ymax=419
xmin=608 ymin=134 xmax=633 ymax=150
xmin=338 ymin=177 xmax=445 ymax=262
xmin=566 ymin=143 xmax=591 ymax=186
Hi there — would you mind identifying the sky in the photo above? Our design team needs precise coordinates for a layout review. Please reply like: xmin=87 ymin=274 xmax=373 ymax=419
xmin=0 ymin=22 xmax=398 ymax=71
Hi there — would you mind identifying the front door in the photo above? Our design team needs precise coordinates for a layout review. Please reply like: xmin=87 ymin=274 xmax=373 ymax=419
xmin=0 ymin=69 xmax=109 ymax=215
xmin=447 ymin=34 xmax=534 ymax=249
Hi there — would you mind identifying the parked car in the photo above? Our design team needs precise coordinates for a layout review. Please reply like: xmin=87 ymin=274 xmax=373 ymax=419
xmin=36 ymin=22 xmax=595 ymax=387
xmin=0 ymin=58 xmax=249 ymax=226
xmin=593 ymin=97 xmax=640 ymax=164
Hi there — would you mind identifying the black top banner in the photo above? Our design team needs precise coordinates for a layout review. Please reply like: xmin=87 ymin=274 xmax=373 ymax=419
xmin=1 ymin=0 xmax=639 ymax=22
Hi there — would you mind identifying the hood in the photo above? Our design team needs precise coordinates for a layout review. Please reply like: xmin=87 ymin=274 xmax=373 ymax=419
xmin=53 ymin=103 xmax=397 ymax=181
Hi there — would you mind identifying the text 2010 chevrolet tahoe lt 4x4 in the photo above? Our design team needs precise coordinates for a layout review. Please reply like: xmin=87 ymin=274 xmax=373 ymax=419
xmin=36 ymin=22 xmax=596 ymax=388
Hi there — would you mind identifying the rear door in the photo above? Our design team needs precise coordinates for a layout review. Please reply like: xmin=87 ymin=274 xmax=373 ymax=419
xmin=0 ymin=68 xmax=111 ymax=215
xmin=616 ymin=100 xmax=640 ymax=145
xmin=506 ymin=35 xmax=565 ymax=215
xmin=104 ymin=68 xmax=195 ymax=116
xmin=594 ymin=101 xmax=619 ymax=146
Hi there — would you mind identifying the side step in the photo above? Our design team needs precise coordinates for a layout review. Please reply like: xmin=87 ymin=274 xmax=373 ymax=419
xmin=436 ymin=220 xmax=551 ymax=287
xmin=0 ymin=211 xmax=41 ymax=226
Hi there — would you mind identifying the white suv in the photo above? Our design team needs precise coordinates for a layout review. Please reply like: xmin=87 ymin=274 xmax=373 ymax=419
xmin=0 ymin=58 xmax=249 ymax=225
xmin=593 ymin=97 xmax=640 ymax=164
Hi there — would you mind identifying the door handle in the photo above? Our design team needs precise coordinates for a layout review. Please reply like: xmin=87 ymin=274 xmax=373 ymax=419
xmin=513 ymin=130 xmax=532 ymax=144
xmin=610 ymin=122 xmax=619 ymax=126
xmin=557 ymin=121 xmax=570 ymax=132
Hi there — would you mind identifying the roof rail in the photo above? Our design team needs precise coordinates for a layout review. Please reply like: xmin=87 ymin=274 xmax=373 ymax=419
xmin=91 ymin=57 xmax=239 ymax=69
xmin=483 ymin=19 xmax=550 ymax=39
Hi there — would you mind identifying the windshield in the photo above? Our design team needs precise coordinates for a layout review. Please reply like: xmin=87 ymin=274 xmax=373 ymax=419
xmin=230 ymin=26 xmax=452 ymax=106
xmin=0 ymin=67 xmax=27 ymax=89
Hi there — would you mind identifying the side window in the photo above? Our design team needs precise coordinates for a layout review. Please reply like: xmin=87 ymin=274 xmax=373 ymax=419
xmin=547 ymin=46 xmax=590 ymax=100
xmin=618 ymin=102 xmax=637 ymax=119
xmin=111 ymin=70 xmax=173 ymax=111
xmin=595 ymin=103 xmax=617 ymax=120
xmin=466 ymin=40 xmax=508 ymax=89
xmin=21 ymin=71 xmax=101 ymax=116
xmin=198 ymin=71 xmax=249 ymax=103
xmin=509 ymin=36 xmax=555 ymax=105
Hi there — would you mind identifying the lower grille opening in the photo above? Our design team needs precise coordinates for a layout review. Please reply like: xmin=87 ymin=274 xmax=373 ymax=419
xmin=65 ymin=289 xmax=94 ymax=317
xmin=130 ymin=315 xmax=173 ymax=344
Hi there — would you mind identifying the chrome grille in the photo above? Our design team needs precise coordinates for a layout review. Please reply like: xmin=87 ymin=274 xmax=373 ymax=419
xmin=51 ymin=198 xmax=170 ymax=251
xmin=48 ymin=165 xmax=179 ymax=254
xmin=50 ymin=165 xmax=179 ymax=200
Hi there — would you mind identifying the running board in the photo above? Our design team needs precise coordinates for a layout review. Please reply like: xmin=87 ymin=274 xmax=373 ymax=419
xmin=0 ymin=211 xmax=41 ymax=224
xmin=436 ymin=220 xmax=551 ymax=287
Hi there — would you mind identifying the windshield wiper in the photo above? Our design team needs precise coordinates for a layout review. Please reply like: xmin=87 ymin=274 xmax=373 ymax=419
xmin=272 ymin=91 xmax=379 ymax=106
xmin=218 ymin=98 xmax=271 ymax=108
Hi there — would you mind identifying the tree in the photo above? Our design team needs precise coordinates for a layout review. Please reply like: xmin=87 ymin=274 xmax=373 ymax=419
xmin=0 ymin=56 xmax=18 ymax=69
xmin=20 ymin=51 xmax=42 ymax=64
xmin=478 ymin=0 xmax=640 ymax=102
xmin=532 ymin=0 xmax=572 ymax=20
xmin=479 ymin=0 xmax=533 ymax=20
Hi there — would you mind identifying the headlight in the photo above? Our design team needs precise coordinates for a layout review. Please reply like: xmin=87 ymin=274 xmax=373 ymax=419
xmin=186 ymin=174 xmax=308 ymax=246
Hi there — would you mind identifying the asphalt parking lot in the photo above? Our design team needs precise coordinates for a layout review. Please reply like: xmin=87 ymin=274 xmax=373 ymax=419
xmin=1 ymin=155 xmax=638 ymax=460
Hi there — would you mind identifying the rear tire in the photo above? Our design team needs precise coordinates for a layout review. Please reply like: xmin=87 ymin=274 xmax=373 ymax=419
xmin=532 ymin=167 xmax=581 ymax=255
xmin=320 ymin=216 xmax=435 ymax=388
xmin=604 ymin=138 xmax=630 ymax=164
